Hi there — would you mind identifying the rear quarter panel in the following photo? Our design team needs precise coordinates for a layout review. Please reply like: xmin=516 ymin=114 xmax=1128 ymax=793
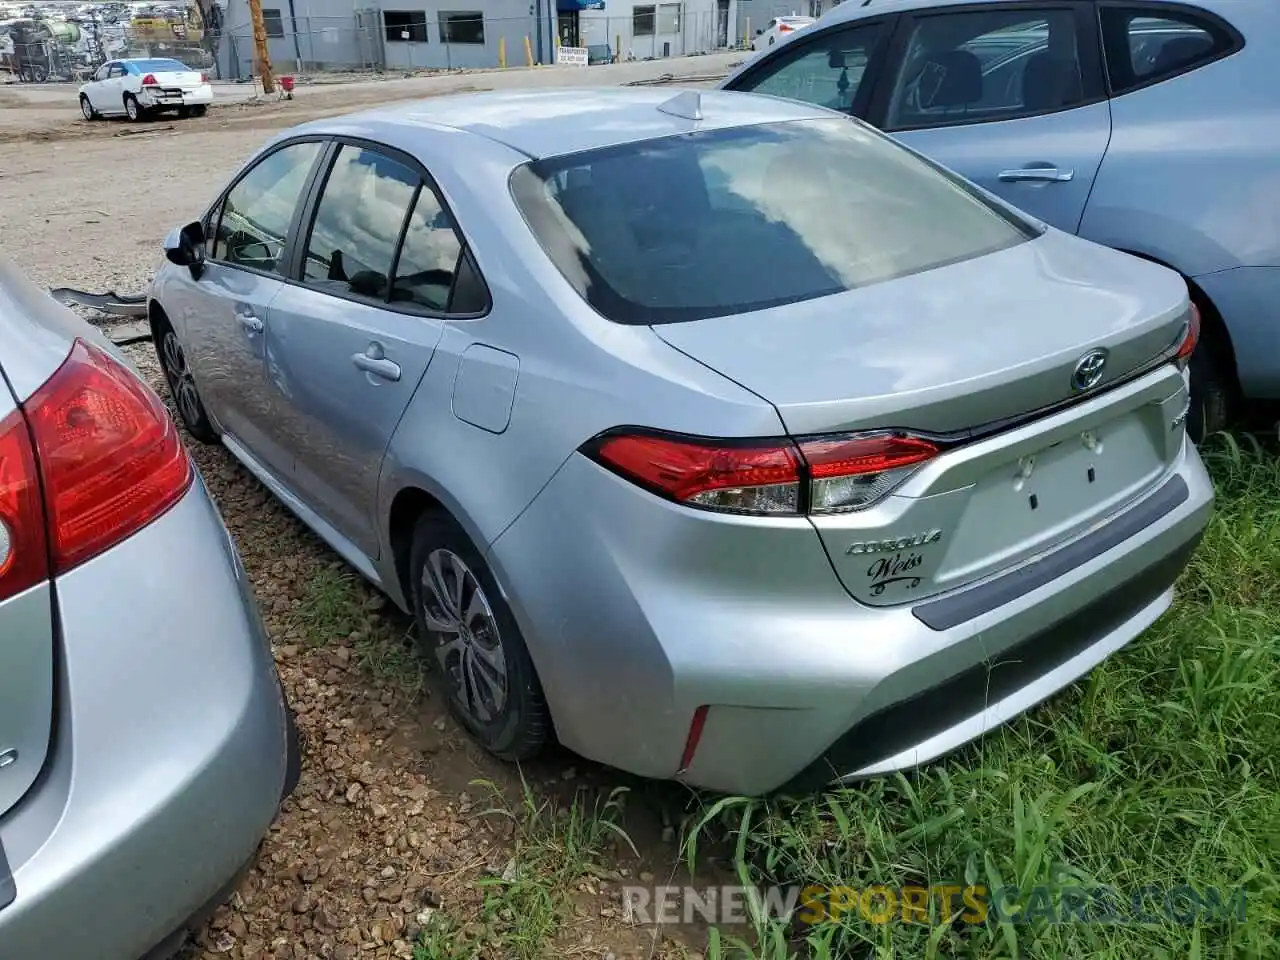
xmin=1079 ymin=21 xmax=1280 ymax=275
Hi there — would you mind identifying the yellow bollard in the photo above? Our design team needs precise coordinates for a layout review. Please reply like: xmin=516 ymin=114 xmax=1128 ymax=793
xmin=498 ymin=36 xmax=507 ymax=68
xmin=524 ymin=35 xmax=534 ymax=67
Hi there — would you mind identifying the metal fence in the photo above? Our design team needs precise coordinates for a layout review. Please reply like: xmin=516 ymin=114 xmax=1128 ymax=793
xmin=1 ymin=24 xmax=220 ymax=83
xmin=219 ymin=7 xmax=744 ymax=80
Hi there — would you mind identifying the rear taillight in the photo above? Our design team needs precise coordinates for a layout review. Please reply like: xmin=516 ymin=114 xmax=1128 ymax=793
xmin=0 ymin=408 xmax=49 ymax=602
xmin=1174 ymin=301 xmax=1200 ymax=370
xmin=586 ymin=429 xmax=939 ymax=516
xmin=779 ymin=24 xmax=793 ymax=32
xmin=799 ymin=432 xmax=939 ymax=513
xmin=141 ymin=73 xmax=157 ymax=85
xmin=25 ymin=339 xmax=192 ymax=572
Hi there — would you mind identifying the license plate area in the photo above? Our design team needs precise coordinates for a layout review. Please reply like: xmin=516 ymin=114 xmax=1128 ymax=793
xmin=933 ymin=404 xmax=1170 ymax=589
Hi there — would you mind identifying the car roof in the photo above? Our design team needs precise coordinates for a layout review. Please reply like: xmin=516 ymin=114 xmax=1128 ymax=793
xmin=290 ymin=87 xmax=835 ymax=161
xmin=817 ymin=0 xmax=1256 ymax=26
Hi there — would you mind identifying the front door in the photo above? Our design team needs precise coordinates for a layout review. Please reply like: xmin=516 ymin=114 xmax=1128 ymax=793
xmin=872 ymin=3 xmax=1111 ymax=234
xmin=174 ymin=139 xmax=325 ymax=475
xmin=262 ymin=144 xmax=466 ymax=557
xmin=558 ymin=12 xmax=579 ymax=48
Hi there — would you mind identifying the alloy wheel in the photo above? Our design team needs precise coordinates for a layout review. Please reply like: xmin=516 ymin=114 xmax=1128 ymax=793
xmin=161 ymin=330 xmax=202 ymax=428
xmin=420 ymin=549 xmax=508 ymax=724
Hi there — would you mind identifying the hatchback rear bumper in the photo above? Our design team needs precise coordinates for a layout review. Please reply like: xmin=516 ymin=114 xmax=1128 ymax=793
xmin=0 ymin=476 xmax=292 ymax=959
xmin=490 ymin=438 xmax=1213 ymax=796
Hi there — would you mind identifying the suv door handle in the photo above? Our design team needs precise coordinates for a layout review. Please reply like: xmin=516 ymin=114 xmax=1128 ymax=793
xmin=998 ymin=167 xmax=1075 ymax=183
xmin=237 ymin=313 xmax=264 ymax=333
xmin=352 ymin=352 xmax=401 ymax=382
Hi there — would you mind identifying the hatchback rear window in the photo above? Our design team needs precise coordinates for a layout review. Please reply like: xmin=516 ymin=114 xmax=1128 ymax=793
xmin=510 ymin=119 xmax=1037 ymax=325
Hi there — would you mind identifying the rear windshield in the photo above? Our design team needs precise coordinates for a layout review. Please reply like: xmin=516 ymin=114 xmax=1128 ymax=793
xmin=509 ymin=118 xmax=1037 ymax=325
xmin=128 ymin=59 xmax=190 ymax=73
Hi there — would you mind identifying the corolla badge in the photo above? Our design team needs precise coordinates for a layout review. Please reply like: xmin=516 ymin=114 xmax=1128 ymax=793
xmin=1071 ymin=349 xmax=1109 ymax=392
xmin=846 ymin=530 xmax=942 ymax=556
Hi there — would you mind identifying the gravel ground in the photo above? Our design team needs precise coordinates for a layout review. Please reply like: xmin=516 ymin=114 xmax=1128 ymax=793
xmin=0 ymin=61 xmax=743 ymax=960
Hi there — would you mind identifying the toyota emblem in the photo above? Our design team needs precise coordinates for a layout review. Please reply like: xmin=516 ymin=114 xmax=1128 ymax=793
xmin=1071 ymin=349 xmax=1108 ymax=392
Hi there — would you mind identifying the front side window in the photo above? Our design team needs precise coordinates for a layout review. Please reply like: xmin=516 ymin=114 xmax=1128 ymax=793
xmin=301 ymin=146 xmax=419 ymax=303
xmin=1099 ymin=6 xmax=1238 ymax=95
xmin=884 ymin=8 xmax=1088 ymax=130
xmin=213 ymin=140 xmax=322 ymax=273
xmin=511 ymin=119 xmax=1035 ymax=325
xmin=729 ymin=22 xmax=887 ymax=115
xmin=93 ymin=63 xmax=110 ymax=81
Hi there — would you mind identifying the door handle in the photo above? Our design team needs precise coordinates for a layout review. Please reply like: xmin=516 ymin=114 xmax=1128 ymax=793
xmin=998 ymin=167 xmax=1075 ymax=183
xmin=237 ymin=313 xmax=264 ymax=333
xmin=352 ymin=352 xmax=401 ymax=382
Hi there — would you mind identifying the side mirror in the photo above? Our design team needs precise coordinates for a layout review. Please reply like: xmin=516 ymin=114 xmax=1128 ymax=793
xmin=828 ymin=50 xmax=846 ymax=68
xmin=755 ymin=29 xmax=763 ymax=36
xmin=164 ymin=220 xmax=206 ymax=278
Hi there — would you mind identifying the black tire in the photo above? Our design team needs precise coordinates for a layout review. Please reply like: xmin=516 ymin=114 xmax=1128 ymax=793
xmin=123 ymin=92 xmax=145 ymax=122
xmin=79 ymin=95 xmax=99 ymax=120
xmin=153 ymin=313 xmax=220 ymax=444
xmin=191 ymin=104 xmax=208 ymax=117
xmin=177 ymin=106 xmax=191 ymax=118
xmin=409 ymin=512 xmax=550 ymax=761
xmin=1187 ymin=341 xmax=1231 ymax=443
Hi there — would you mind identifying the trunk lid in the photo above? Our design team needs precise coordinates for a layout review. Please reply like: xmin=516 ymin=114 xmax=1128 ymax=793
xmin=653 ymin=232 xmax=1194 ymax=606
xmin=150 ymin=70 xmax=203 ymax=90
xmin=0 ymin=357 xmax=54 ymax=820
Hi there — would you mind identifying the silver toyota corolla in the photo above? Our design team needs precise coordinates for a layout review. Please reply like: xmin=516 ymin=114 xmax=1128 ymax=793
xmin=148 ymin=87 xmax=1212 ymax=796
xmin=0 ymin=258 xmax=298 ymax=957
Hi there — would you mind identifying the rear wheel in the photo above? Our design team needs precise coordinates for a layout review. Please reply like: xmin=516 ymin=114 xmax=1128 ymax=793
xmin=154 ymin=314 xmax=219 ymax=444
xmin=124 ymin=93 xmax=145 ymax=122
xmin=191 ymin=104 xmax=207 ymax=117
xmin=79 ymin=95 xmax=99 ymax=120
xmin=409 ymin=512 xmax=550 ymax=761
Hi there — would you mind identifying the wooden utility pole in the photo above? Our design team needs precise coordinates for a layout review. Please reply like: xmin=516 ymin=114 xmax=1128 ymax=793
xmin=247 ymin=0 xmax=276 ymax=95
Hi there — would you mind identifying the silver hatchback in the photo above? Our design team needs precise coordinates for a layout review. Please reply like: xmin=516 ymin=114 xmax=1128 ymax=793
xmin=0 ymin=258 xmax=298 ymax=957
xmin=149 ymin=88 xmax=1212 ymax=795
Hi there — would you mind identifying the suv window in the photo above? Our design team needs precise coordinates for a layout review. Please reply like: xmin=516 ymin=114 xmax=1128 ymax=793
xmin=390 ymin=188 xmax=465 ymax=312
xmin=1099 ymin=6 xmax=1236 ymax=95
xmin=730 ymin=22 xmax=887 ymax=115
xmin=301 ymin=145 xmax=419 ymax=304
xmin=510 ymin=119 xmax=1035 ymax=325
xmin=212 ymin=140 xmax=322 ymax=272
xmin=884 ymin=8 xmax=1088 ymax=130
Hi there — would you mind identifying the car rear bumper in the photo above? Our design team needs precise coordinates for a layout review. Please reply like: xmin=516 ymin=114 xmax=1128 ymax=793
xmin=0 ymin=474 xmax=292 ymax=959
xmin=139 ymin=84 xmax=213 ymax=108
xmin=489 ymin=437 xmax=1213 ymax=796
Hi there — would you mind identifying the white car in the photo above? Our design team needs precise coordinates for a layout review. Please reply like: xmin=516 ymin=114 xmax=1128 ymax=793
xmin=751 ymin=16 xmax=816 ymax=51
xmin=79 ymin=57 xmax=213 ymax=122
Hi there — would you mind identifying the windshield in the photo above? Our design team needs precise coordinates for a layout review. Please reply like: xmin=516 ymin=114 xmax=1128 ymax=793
xmin=128 ymin=58 xmax=190 ymax=72
xmin=510 ymin=118 xmax=1037 ymax=325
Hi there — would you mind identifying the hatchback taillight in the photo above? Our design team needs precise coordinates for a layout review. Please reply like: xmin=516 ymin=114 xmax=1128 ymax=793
xmin=585 ymin=429 xmax=940 ymax=516
xmin=24 ymin=339 xmax=192 ymax=573
xmin=0 ymin=408 xmax=49 ymax=602
xmin=1174 ymin=301 xmax=1200 ymax=370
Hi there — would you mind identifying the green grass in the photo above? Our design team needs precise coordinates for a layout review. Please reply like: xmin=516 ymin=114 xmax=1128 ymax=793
xmin=414 ymin=775 xmax=637 ymax=959
xmin=687 ymin=435 xmax=1280 ymax=959
xmin=292 ymin=562 xmax=424 ymax=695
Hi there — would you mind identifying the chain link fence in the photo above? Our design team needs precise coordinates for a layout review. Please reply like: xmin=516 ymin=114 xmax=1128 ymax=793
xmin=219 ymin=6 xmax=743 ymax=80
xmin=1 ymin=20 xmax=220 ymax=83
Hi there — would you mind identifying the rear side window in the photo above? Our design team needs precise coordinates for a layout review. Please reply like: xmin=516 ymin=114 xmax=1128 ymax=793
xmin=510 ymin=119 xmax=1037 ymax=325
xmin=390 ymin=189 xmax=463 ymax=311
xmin=301 ymin=145 xmax=419 ymax=304
xmin=1099 ymin=5 xmax=1240 ymax=95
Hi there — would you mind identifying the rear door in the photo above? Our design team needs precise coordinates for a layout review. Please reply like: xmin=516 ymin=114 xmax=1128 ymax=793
xmin=869 ymin=2 xmax=1112 ymax=234
xmin=261 ymin=142 xmax=470 ymax=558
